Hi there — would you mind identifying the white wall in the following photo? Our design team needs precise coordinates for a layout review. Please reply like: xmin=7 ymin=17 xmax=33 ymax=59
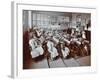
xmin=0 ymin=0 xmax=99 ymax=80
xmin=32 ymin=11 xmax=71 ymax=29
xmin=71 ymin=13 xmax=90 ymax=30
xmin=71 ymin=13 xmax=77 ymax=28
xmin=31 ymin=11 xmax=90 ymax=29
xmin=23 ymin=10 xmax=32 ymax=31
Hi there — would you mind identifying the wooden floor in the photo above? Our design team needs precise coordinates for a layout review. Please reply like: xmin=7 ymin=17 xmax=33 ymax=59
xmin=23 ymin=56 xmax=91 ymax=69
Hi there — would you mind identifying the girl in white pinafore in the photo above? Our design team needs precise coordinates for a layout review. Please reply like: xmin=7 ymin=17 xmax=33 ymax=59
xmin=61 ymin=43 xmax=70 ymax=58
xmin=82 ymin=31 xmax=86 ymax=39
xmin=47 ymin=40 xmax=58 ymax=60
xmin=29 ymin=38 xmax=44 ymax=58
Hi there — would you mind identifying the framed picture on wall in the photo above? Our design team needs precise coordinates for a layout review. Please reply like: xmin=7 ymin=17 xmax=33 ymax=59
xmin=11 ymin=1 xmax=97 ymax=78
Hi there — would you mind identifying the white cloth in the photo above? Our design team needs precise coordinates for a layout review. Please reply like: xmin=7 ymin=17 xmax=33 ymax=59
xmin=70 ymin=38 xmax=78 ymax=42
xmin=29 ymin=38 xmax=44 ymax=58
xmin=31 ymin=50 xmax=40 ymax=58
xmin=61 ymin=47 xmax=69 ymax=58
xmin=39 ymin=36 xmax=45 ymax=43
xmin=72 ymin=38 xmax=78 ymax=41
xmin=36 ymin=30 xmax=41 ymax=37
xmin=76 ymin=40 xmax=81 ymax=45
xmin=84 ymin=45 xmax=88 ymax=52
xmin=31 ymin=46 xmax=44 ymax=58
xmin=35 ymin=46 xmax=44 ymax=55
xmin=63 ymin=38 xmax=70 ymax=44
xmin=76 ymin=28 xmax=79 ymax=31
xmin=47 ymin=41 xmax=58 ymax=59
xmin=82 ymin=31 xmax=86 ymax=39
xmin=29 ymin=38 xmax=37 ymax=50
xmin=53 ymin=36 xmax=59 ymax=44
xmin=71 ymin=38 xmax=81 ymax=45
xmin=72 ymin=29 xmax=74 ymax=34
